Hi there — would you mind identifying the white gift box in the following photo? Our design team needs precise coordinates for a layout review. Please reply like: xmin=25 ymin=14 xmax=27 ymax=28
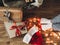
xmin=41 ymin=18 xmax=52 ymax=31
xmin=4 ymin=22 xmax=27 ymax=38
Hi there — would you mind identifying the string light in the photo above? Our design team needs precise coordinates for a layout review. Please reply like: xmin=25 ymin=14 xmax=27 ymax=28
xmin=50 ymin=40 xmax=53 ymax=43
xmin=46 ymin=38 xmax=50 ymax=41
xmin=57 ymin=36 xmax=60 ymax=39
xmin=58 ymin=32 xmax=60 ymax=36
xmin=53 ymin=43 xmax=57 ymax=45
xmin=45 ymin=33 xmax=48 ymax=37
xmin=49 ymin=28 xmax=53 ymax=31
xmin=33 ymin=18 xmax=37 ymax=22
xmin=46 ymin=40 xmax=51 ymax=43
xmin=37 ymin=18 xmax=40 ymax=22
xmin=29 ymin=23 xmax=32 ymax=26
xmin=29 ymin=19 xmax=32 ymax=22
xmin=52 ymin=32 xmax=58 ymax=37
xmin=50 ymin=33 xmax=53 ymax=36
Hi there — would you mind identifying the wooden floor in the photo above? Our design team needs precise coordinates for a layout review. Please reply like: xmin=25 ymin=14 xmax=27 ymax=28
xmin=0 ymin=0 xmax=60 ymax=45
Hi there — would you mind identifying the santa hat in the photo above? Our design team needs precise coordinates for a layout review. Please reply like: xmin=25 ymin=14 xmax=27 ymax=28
xmin=23 ymin=25 xmax=38 ymax=44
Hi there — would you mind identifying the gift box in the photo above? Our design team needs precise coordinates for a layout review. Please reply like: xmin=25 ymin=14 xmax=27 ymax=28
xmin=4 ymin=22 xmax=27 ymax=38
xmin=0 ymin=7 xmax=23 ymax=22
xmin=41 ymin=18 xmax=52 ymax=31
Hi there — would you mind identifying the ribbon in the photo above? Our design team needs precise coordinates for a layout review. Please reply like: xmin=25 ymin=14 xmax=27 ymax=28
xmin=10 ymin=22 xmax=24 ymax=36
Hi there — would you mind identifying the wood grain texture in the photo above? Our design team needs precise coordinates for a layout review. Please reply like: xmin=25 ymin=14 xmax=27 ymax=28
xmin=0 ymin=7 xmax=23 ymax=22
xmin=0 ymin=0 xmax=60 ymax=45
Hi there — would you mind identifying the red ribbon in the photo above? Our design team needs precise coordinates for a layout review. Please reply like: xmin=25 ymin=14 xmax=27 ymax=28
xmin=10 ymin=23 xmax=24 ymax=36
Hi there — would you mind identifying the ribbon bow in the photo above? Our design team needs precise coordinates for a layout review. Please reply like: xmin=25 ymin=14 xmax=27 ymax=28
xmin=10 ymin=23 xmax=23 ymax=36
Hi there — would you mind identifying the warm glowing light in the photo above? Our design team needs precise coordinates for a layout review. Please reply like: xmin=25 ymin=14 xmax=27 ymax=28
xmin=50 ymin=40 xmax=53 ymax=43
xmin=29 ymin=19 xmax=32 ymax=22
xmin=53 ymin=32 xmax=58 ymax=37
xmin=49 ymin=28 xmax=53 ymax=31
xmin=58 ymin=33 xmax=60 ymax=36
xmin=50 ymin=32 xmax=58 ymax=37
xmin=53 ymin=43 xmax=57 ymax=45
xmin=57 ymin=36 xmax=60 ymax=39
xmin=50 ymin=33 xmax=53 ymax=36
xmin=46 ymin=40 xmax=50 ymax=43
xmin=46 ymin=38 xmax=50 ymax=40
xmin=37 ymin=18 xmax=40 ymax=22
xmin=45 ymin=33 xmax=48 ymax=37
xmin=29 ymin=23 xmax=32 ymax=25
xmin=27 ymin=26 xmax=29 ymax=29
xmin=33 ymin=18 xmax=37 ymax=22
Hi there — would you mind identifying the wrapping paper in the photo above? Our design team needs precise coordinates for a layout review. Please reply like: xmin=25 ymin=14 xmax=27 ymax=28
xmin=4 ymin=22 xmax=27 ymax=38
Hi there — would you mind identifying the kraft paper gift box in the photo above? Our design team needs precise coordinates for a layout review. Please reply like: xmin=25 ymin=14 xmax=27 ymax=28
xmin=4 ymin=22 xmax=27 ymax=38
xmin=0 ymin=7 xmax=23 ymax=22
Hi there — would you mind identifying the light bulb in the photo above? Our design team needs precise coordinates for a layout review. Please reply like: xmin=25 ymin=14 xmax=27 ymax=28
xmin=50 ymin=33 xmax=53 ymax=36
xmin=45 ymin=33 xmax=48 ymax=37
xmin=53 ymin=43 xmax=57 ymax=45
xmin=33 ymin=18 xmax=37 ymax=22
xmin=58 ymin=33 xmax=60 ymax=36
xmin=57 ymin=36 xmax=60 ymax=39
xmin=29 ymin=19 xmax=32 ymax=22
xmin=46 ymin=38 xmax=50 ymax=41
xmin=53 ymin=33 xmax=58 ymax=37
xmin=46 ymin=40 xmax=50 ymax=43
xmin=50 ymin=40 xmax=53 ymax=43
xmin=37 ymin=18 xmax=40 ymax=22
